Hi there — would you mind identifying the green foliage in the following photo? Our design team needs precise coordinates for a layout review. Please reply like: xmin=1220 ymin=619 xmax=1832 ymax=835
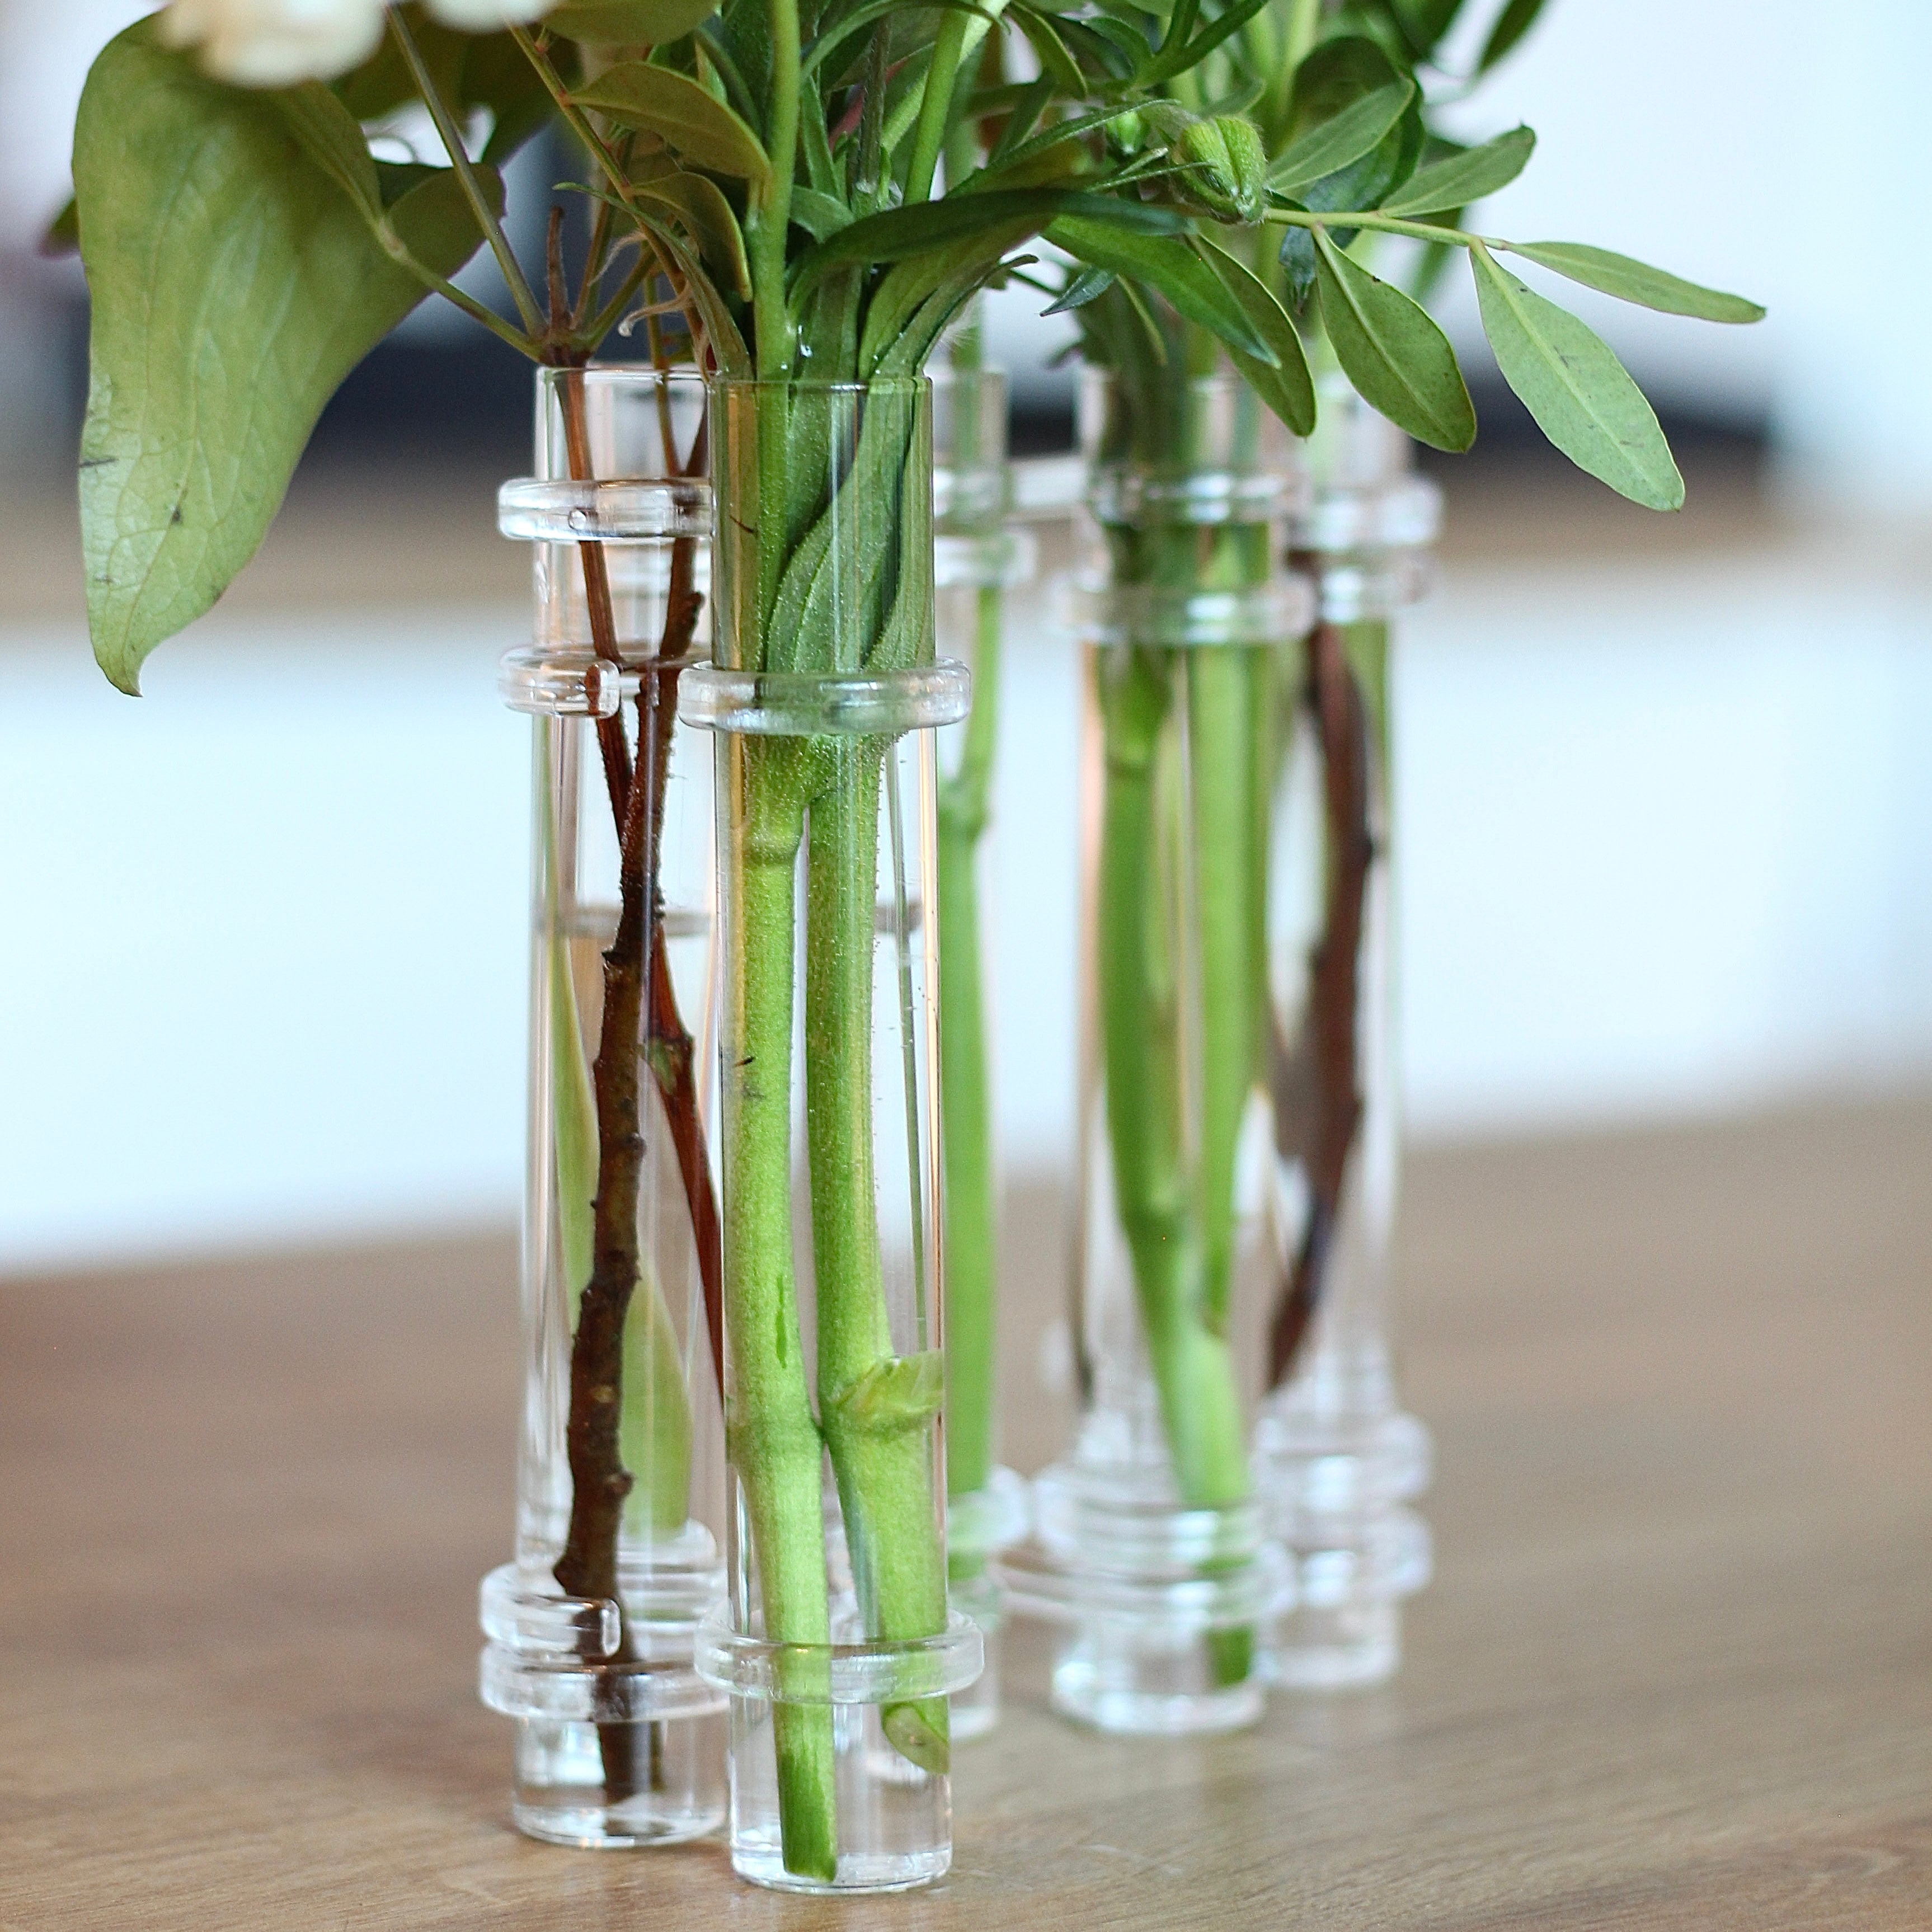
xmin=1198 ymin=236 xmax=1316 ymax=433
xmin=1504 ymin=241 xmax=1766 ymax=323
xmin=1381 ymin=124 xmax=1534 ymax=215
xmin=1050 ymin=220 xmax=1274 ymax=363
xmin=1478 ymin=0 xmax=1549 ymax=72
xmin=572 ymin=61 xmax=772 ymax=182
xmin=1313 ymin=227 xmax=1474 ymax=450
xmin=546 ymin=0 xmax=722 ymax=41
xmin=1267 ymin=81 xmax=1415 ymax=194
xmin=1470 ymin=242 xmax=1683 ymax=509
xmin=74 ymin=20 xmax=488 ymax=692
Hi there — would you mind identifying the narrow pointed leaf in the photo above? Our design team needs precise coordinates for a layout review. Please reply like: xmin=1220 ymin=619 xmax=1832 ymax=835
xmin=1139 ymin=0 xmax=1273 ymax=85
xmin=1381 ymin=125 xmax=1534 ymax=216
xmin=1313 ymin=228 xmax=1474 ymax=450
xmin=573 ymin=62 xmax=769 ymax=185
xmin=1504 ymin=241 xmax=1765 ymax=324
xmin=1470 ymin=243 xmax=1682 ymax=509
xmin=1050 ymin=220 xmax=1275 ymax=362
xmin=1479 ymin=0 xmax=1548 ymax=71
xmin=1267 ymin=81 xmax=1414 ymax=192
xmin=1043 ymin=264 xmax=1115 ymax=313
xmin=41 ymin=196 xmax=79 ymax=256
xmin=74 ymin=21 xmax=489 ymax=692
xmin=1200 ymin=237 xmax=1314 ymax=433
xmin=796 ymin=190 xmax=1181 ymax=294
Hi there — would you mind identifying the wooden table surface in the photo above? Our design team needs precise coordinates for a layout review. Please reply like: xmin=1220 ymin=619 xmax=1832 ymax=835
xmin=4 ymin=1098 xmax=1929 ymax=1929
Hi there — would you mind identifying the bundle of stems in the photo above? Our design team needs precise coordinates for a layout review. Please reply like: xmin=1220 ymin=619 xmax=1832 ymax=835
xmin=71 ymin=0 xmax=1759 ymax=1875
xmin=1058 ymin=0 xmax=1762 ymax=1567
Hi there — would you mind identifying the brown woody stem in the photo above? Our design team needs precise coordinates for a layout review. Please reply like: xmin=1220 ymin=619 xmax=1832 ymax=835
xmin=548 ymin=367 xmax=721 ymax=1807
xmin=1267 ymin=619 xmax=1371 ymax=1388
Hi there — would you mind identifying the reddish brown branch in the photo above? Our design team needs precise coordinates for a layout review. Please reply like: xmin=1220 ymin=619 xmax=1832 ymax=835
xmin=1267 ymin=621 xmax=1372 ymax=1388
xmin=548 ymin=369 xmax=717 ymax=1807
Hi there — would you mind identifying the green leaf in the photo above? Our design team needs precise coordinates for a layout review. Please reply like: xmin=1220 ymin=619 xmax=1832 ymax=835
xmin=73 ymin=21 xmax=490 ymax=693
xmin=1381 ymin=124 xmax=1534 ymax=216
xmin=1503 ymin=241 xmax=1765 ymax=324
xmin=1050 ymin=220 xmax=1275 ymax=363
xmin=795 ymin=189 xmax=1182 ymax=293
xmin=547 ymin=0 xmax=720 ymax=40
xmin=1313 ymin=227 xmax=1474 ymax=450
xmin=1139 ymin=0 xmax=1273 ymax=86
xmin=573 ymin=61 xmax=770 ymax=184
xmin=1007 ymin=4 xmax=1087 ymax=95
xmin=1267 ymin=80 xmax=1414 ymax=193
xmin=788 ymin=186 xmax=854 ymax=238
xmin=273 ymin=82 xmax=381 ymax=215
xmin=41 ymin=196 xmax=79 ymax=257
xmin=1285 ymin=34 xmax=1402 ymax=143
xmin=634 ymin=163 xmax=751 ymax=297
xmin=1199 ymin=237 xmax=1315 ymax=433
xmin=1479 ymin=0 xmax=1548 ymax=71
xmin=1469 ymin=242 xmax=1682 ymax=509
xmin=1043 ymin=264 xmax=1116 ymax=313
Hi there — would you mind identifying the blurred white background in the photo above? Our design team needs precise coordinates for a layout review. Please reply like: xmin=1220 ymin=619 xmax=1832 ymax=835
xmin=2 ymin=0 xmax=1929 ymax=1272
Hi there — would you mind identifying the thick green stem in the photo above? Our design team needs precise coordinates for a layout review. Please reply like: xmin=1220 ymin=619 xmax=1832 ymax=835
xmin=1098 ymin=645 xmax=1256 ymax=1687
xmin=937 ymin=590 xmax=1000 ymax=1511
xmin=720 ymin=741 xmax=837 ymax=1883
xmin=807 ymin=744 xmax=951 ymax=1773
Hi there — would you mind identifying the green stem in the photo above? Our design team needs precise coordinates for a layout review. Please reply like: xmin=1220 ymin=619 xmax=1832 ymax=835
xmin=718 ymin=739 xmax=838 ymax=1884
xmin=389 ymin=8 xmax=545 ymax=337
xmin=905 ymin=11 xmax=970 ymax=204
xmin=807 ymin=745 xmax=951 ymax=1773
xmin=937 ymin=587 xmax=1000 ymax=1509
xmin=1097 ymin=644 xmax=1255 ymax=1689
xmin=1266 ymin=207 xmax=1488 ymax=248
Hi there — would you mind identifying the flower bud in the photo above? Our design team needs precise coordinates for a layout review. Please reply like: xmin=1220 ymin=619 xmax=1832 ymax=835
xmin=1172 ymin=115 xmax=1269 ymax=225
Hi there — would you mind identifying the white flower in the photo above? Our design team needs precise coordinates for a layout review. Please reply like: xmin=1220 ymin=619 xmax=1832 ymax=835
xmin=421 ymin=0 xmax=556 ymax=28
xmin=159 ymin=0 xmax=386 ymax=86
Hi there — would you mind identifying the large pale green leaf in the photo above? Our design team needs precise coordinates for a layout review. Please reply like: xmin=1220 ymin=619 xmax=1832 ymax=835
xmin=1313 ymin=227 xmax=1474 ymax=450
xmin=74 ymin=20 xmax=490 ymax=692
xmin=1469 ymin=242 xmax=1682 ymax=510
xmin=548 ymin=0 xmax=719 ymax=41
xmin=1199 ymin=237 xmax=1315 ymax=434
xmin=1381 ymin=125 xmax=1534 ymax=216
xmin=1049 ymin=220 xmax=1275 ymax=363
xmin=1267 ymin=81 xmax=1414 ymax=192
xmin=1503 ymin=241 xmax=1765 ymax=323
xmin=573 ymin=60 xmax=770 ymax=184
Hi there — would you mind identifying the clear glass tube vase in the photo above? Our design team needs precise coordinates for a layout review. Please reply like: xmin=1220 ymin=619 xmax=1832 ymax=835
xmin=931 ymin=356 xmax=1035 ymax=1742
xmin=683 ymin=377 xmax=981 ymax=1893
xmin=1000 ymin=369 xmax=1309 ymax=1735
xmin=1252 ymin=371 xmax=1439 ymax=1689
xmin=480 ymin=365 xmax=727 ymax=1848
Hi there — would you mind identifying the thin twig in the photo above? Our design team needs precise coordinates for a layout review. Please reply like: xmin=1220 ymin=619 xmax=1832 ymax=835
xmin=1267 ymin=619 xmax=1371 ymax=1387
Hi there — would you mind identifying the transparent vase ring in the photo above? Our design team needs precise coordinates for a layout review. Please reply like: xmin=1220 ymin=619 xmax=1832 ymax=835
xmin=1060 ymin=570 xmax=1317 ymax=651
xmin=1292 ymin=472 xmax=1443 ymax=624
xmin=694 ymin=1607 xmax=984 ymax=1707
xmin=497 ymin=473 xmax=714 ymax=719
xmin=479 ymin=1554 xmax=728 ymax=1726
xmin=678 ymin=661 xmax=971 ymax=739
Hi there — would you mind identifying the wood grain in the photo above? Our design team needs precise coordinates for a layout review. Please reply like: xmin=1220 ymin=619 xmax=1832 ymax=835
xmin=3 ymin=1097 xmax=1929 ymax=1928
